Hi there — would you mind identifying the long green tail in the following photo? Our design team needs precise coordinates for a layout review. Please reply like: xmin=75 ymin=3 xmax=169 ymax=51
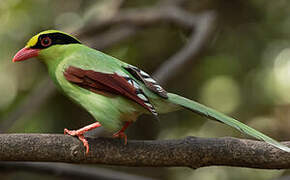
xmin=168 ymin=93 xmax=290 ymax=152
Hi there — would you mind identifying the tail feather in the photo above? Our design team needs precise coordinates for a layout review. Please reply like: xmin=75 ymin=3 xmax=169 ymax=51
xmin=168 ymin=93 xmax=290 ymax=152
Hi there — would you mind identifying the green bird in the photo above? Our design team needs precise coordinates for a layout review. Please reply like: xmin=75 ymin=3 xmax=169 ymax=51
xmin=12 ymin=30 xmax=290 ymax=154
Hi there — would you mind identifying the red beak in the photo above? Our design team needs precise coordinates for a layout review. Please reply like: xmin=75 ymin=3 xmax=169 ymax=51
xmin=12 ymin=47 xmax=39 ymax=62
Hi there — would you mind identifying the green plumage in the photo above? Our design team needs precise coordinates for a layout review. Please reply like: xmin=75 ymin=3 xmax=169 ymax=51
xmin=15 ymin=30 xmax=290 ymax=152
xmin=168 ymin=93 xmax=290 ymax=152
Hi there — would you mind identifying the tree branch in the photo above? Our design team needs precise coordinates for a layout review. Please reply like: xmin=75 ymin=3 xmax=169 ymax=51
xmin=153 ymin=10 xmax=216 ymax=84
xmin=0 ymin=134 xmax=290 ymax=169
xmin=79 ymin=6 xmax=196 ymax=36
xmin=84 ymin=26 xmax=138 ymax=50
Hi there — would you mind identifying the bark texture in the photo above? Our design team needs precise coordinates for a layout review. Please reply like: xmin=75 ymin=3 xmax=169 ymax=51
xmin=0 ymin=134 xmax=289 ymax=169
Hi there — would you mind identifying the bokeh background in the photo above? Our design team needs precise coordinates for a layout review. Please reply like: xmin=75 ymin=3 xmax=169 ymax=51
xmin=1 ymin=0 xmax=290 ymax=179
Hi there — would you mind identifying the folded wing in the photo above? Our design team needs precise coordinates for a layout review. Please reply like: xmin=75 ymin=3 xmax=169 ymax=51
xmin=64 ymin=66 xmax=158 ymax=116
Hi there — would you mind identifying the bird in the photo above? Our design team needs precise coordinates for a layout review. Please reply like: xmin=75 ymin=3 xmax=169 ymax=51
xmin=12 ymin=30 xmax=290 ymax=154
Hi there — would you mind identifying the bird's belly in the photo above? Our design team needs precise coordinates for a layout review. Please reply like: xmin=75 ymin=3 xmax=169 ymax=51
xmin=55 ymin=71 xmax=141 ymax=132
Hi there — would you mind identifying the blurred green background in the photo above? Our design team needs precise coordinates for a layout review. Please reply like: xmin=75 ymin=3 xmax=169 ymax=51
xmin=1 ymin=0 xmax=290 ymax=180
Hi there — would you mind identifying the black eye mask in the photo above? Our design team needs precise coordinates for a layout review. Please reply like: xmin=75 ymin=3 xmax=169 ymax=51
xmin=31 ymin=32 xmax=81 ymax=49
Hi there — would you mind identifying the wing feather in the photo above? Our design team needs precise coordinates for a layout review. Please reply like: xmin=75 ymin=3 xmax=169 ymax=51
xmin=123 ymin=65 xmax=168 ymax=98
xmin=64 ymin=66 xmax=157 ymax=116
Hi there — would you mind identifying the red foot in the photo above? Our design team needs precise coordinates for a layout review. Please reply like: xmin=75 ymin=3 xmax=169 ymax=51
xmin=64 ymin=129 xmax=89 ymax=154
xmin=112 ymin=122 xmax=131 ymax=144
xmin=113 ymin=131 xmax=128 ymax=145
xmin=64 ymin=122 xmax=102 ymax=155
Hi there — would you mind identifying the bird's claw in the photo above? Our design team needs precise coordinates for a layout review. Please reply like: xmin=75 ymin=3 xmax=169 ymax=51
xmin=113 ymin=132 xmax=127 ymax=145
xmin=77 ymin=134 xmax=89 ymax=154
xmin=64 ymin=128 xmax=89 ymax=155
xmin=64 ymin=128 xmax=77 ymax=136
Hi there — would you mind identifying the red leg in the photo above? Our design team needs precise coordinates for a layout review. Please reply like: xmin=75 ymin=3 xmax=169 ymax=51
xmin=113 ymin=122 xmax=132 ymax=144
xmin=64 ymin=122 xmax=102 ymax=154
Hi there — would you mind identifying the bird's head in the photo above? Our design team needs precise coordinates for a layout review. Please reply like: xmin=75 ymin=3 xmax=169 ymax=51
xmin=12 ymin=30 xmax=81 ymax=62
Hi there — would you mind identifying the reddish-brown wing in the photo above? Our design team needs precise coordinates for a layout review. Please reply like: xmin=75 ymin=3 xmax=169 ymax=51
xmin=64 ymin=66 xmax=157 ymax=115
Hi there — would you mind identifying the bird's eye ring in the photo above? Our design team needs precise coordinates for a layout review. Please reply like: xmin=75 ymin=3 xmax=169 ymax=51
xmin=41 ymin=37 xmax=52 ymax=47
